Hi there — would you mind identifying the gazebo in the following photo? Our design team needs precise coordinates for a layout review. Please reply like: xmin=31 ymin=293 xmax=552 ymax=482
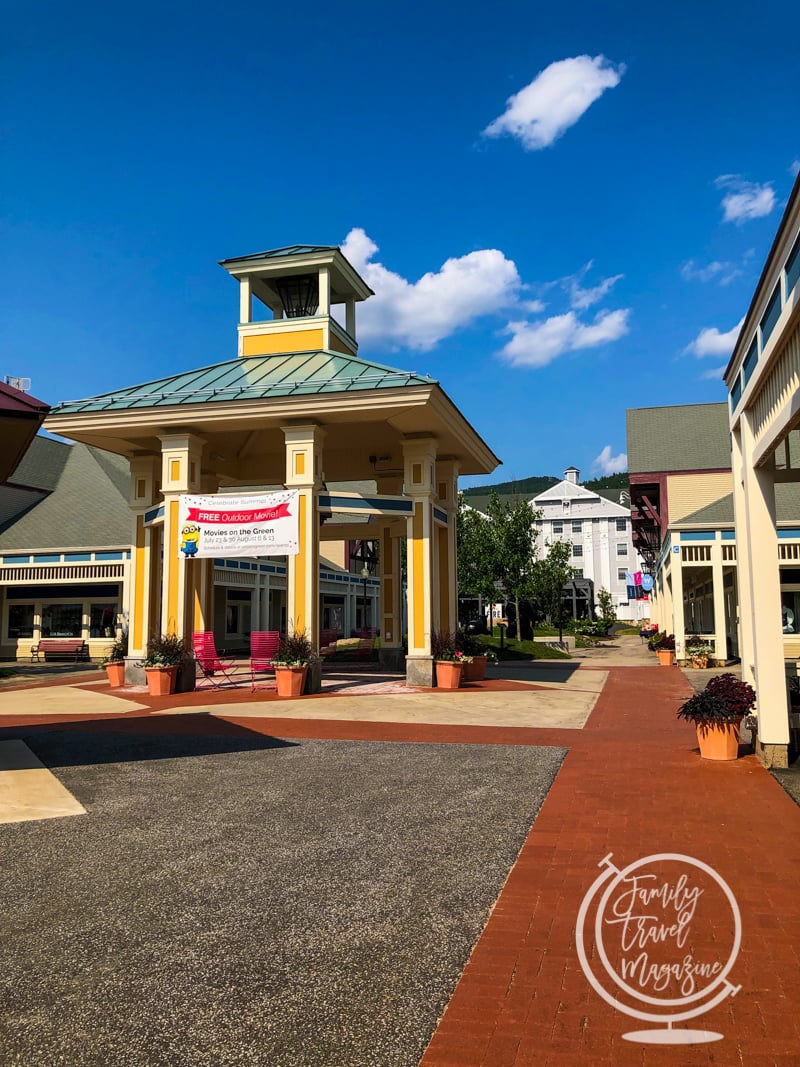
xmin=46 ymin=245 xmax=500 ymax=687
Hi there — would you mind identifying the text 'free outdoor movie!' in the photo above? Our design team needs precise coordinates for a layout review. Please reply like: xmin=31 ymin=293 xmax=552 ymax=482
xmin=177 ymin=491 xmax=300 ymax=559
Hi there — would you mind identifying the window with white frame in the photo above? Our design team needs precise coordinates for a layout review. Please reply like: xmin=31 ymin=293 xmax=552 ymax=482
xmin=572 ymin=520 xmax=582 ymax=533
xmin=617 ymin=543 xmax=628 ymax=557
xmin=573 ymin=545 xmax=583 ymax=558
xmin=552 ymin=520 xmax=563 ymax=534
xmin=617 ymin=568 xmax=627 ymax=581
xmin=616 ymin=518 xmax=627 ymax=531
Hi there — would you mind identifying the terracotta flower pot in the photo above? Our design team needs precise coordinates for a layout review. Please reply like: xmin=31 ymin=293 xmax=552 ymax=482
xmin=656 ymin=649 xmax=675 ymax=666
xmin=435 ymin=660 xmax=464 ymax=689
xmin=463 ymin=655 xmax=487 ymax=682
xmin=275 ymin=665 xmax=308 ymax=698
xmin=145 ymin=665 xmax=178 ymax=696
xmin=105 ymin=662 xmax=126 ymax=688
xmin=696 ymin=719 xmax=742 ymax=761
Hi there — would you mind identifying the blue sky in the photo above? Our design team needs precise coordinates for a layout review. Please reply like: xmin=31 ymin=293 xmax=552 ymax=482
xmin=3 ymin=0 xmax=799 ymax=488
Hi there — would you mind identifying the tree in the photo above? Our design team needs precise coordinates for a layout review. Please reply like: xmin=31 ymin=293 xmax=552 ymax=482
xmin=456 ymin=494 xmax=497 ymax=621
xmin=529 ymin=540 xmax=574 ymax=642
xmin=597 ymin=587 xmax=616 ymax=628
xmin=486 ymin=491 xmax=539 ymax=639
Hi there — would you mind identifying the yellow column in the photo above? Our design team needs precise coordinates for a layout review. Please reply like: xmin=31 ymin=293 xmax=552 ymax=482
xmin=403 ymin=437 xmax=437 ymax=686
xmin=283 ymin=425 xmax=324 ymax=671
xmin=127 ymin=456 xmax=160 ymax=661
xmin=737 ymin=413 xmax=789 ymax=764
xmin=159 ymin=434 xmax=204 ymax=637
xmin=435 ymin=459 xmax=459 ymax=635
xmin=376 ymin=475 xmax=404 ymax=661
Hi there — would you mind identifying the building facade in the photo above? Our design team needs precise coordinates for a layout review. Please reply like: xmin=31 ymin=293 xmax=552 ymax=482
xmin=531 ymin=467 xmax=639 ymax=620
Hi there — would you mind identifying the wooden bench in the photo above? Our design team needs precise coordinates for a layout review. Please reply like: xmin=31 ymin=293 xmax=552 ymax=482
xmin=30 ymin=638 xmax=89 ymax=663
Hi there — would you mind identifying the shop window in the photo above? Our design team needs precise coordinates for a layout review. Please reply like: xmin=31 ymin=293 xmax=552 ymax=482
xmin=8 ymin=604 xmax=34 ymax=639
xmin=226 ymin=604 xmax=240 ymax=634
xmin=41 ymin=604 xmax=82 ymax=638
xmin=781 ymin=590 xmax=800 ymax=634
xmin=90 ymin=603 xmax=118 ymax=638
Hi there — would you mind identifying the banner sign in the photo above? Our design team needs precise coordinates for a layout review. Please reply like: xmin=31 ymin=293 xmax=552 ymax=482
xmin=178 ymin=490 xmax=299 ymax=559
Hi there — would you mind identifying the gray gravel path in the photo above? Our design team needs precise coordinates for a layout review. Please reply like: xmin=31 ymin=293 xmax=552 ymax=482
xmin=0 ymin=728 xmax=565 ymax=1067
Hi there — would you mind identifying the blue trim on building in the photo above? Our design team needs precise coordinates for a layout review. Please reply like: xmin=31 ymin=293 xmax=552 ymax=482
xmin=2 ymin=555 xmax=31 ymax=564
xmin=94 ymin=551 xmax=124 ymax=560
xmin=144 ymin=505 xmax=164 ymax=524
xmin=32 ymin=554 xmax=61 ymax=563
xmin=721 ymin=530 xmax=736 ymax=541
xmin=433 ymin=507 xmax=448 ymax=525
xmin=679 ymin=531 xmax=715 ymax=542
xmin=778 ymin=528 xmax=800 ymax=540
xmin=64 ymin=553 xmax=93 ymax=561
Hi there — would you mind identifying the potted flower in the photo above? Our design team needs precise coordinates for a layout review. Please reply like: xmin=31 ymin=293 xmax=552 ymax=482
xmin=457 ymin=630 xmax=487 ymax=682
xmin=685 ymin=636 xmax=713 ymax=668
xmin=432 ymin=629 xmax=470 ymax=689
xmin=653 ymin=632 xmax=676 ymax=666
xmin=273 ymin=628 xmax=314 ymax=697
xmin=141 ymin=633 xmax=191 ymax=696
xmin=677 ymin=673 xmax=756 ymax=760
xmin=100 ymin=629 xmax=128 ymax=688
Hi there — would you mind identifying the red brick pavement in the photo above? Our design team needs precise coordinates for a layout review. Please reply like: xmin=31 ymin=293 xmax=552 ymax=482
xmin=1 ymin=664 xmax=798 ymax=1065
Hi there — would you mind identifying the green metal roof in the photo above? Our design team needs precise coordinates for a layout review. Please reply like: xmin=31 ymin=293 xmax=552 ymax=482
xmin=51 ymin=353 xmax=436 ymax=415
xmin=219 ymin=245 xmax=337 ymax=265
xmin=627 ymin=403 xmax=731 ymax=474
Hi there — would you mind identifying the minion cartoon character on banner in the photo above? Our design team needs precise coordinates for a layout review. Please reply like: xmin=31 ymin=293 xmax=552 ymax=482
xmin=180 ymin=523 xmax=201 ymax=558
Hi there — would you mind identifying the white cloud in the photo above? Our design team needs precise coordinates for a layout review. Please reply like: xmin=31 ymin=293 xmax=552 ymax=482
xmin=592 ymin=445 xmax=627 ymax=476
xmin=699 ymin=365 xmax=728 ymax=381
xmin=567 ymin=263 xmax=624 ymax=309
xmin=681 ymin=259 xmax=740 ymax=285
xmin=790 ymin=160 xmax=800 ymax=178
xmin=483 ymin=55 xmax=625 ymax=151
xmin=686 ymin=316 xmax=744 ymax=358
xmin=499 ymin=307 xmax=630 ymax=368
xmin=341 ymin=228 xmax=521 ymax=350
xmin=715 ymin=174 xmax=776 ymax=224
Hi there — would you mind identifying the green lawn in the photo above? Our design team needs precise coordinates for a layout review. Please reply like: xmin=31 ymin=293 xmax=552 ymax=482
xmin=475 ymin=634 xmax=569 ymax=661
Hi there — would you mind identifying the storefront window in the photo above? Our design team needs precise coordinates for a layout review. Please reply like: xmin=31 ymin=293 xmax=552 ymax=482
xmin=90 ymin=603 xmax=118 ymax=637
xmin=781 ymin=591 xmax=800 ymax=634
xmin=8 ymin=604 xmax=34 ymax=639
xmin=41 ymin=604 xmax=82 ymax=638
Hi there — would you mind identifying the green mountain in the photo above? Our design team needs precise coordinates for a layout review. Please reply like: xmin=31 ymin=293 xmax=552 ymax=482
xmin=461 ymin=471 xmax=629 ymax=511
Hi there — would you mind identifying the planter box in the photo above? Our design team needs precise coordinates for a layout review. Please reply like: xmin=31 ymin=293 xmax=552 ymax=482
xmin=145 ymin=665 xmax=178 ymax=696
xmin=435 ymin=660 xmax=463 ymax=689
xmin=275 ymin=665 xmax=308 ymax=698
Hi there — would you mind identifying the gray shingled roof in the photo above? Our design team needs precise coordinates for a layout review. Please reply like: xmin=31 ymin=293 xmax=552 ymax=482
xmin=8 ymin=436 xmax=70 ymax=492
xmin=0 ymin=438 xmax=130 ymax=550
xmin=627 ymin=403 xmax=731 ymax=473
xmin=678 ymin=483 xmax=800 ymax=527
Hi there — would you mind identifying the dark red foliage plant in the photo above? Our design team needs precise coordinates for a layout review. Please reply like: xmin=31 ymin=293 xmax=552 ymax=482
xmin=705 ymin=673 xmax=756 ymax=717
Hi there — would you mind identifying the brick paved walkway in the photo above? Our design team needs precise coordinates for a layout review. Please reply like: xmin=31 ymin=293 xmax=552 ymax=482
xmin=1 ymin=661 xmax=798 ymax=1065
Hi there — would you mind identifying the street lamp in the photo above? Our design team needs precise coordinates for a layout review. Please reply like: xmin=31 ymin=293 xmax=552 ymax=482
xmin=361 ymin=565 xmax=370 ymax=631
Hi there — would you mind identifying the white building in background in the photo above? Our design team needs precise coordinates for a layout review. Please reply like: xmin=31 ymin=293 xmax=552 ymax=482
xmin=531 ymin=467 xmax=640 ymax=622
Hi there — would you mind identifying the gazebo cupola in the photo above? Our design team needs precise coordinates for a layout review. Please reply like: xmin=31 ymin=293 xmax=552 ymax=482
xmin=219 ymin=245 xmax=374 ymax=360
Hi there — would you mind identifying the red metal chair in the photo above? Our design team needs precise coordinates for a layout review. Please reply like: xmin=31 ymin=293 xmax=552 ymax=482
xmin=192 ymin=631 xmax=238 ymax=689
xmin=250 ymin=630 xmax=280 ymax=691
